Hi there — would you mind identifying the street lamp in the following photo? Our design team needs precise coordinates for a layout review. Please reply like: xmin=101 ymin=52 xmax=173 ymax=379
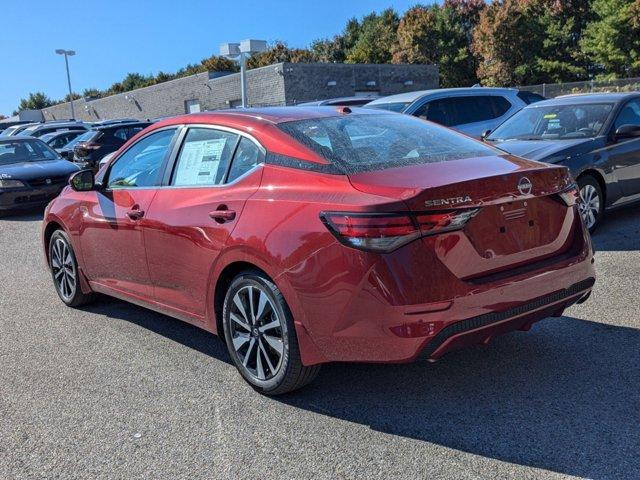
xmin=220 ymin=39 xmax=267 ymax=108
xmin=55 ymin=49 xmax=76 ymax=119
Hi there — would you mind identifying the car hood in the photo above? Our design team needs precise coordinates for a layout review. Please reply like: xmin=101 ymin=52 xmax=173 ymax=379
xmin=0 ymin=159 xmax=79 ymax=181
xmin=490 ymin=137 xmax=605 ymax=163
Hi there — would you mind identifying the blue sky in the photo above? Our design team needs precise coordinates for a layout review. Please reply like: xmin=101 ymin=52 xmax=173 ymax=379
xmin=0 ymin=0 xmax=419 ymax=116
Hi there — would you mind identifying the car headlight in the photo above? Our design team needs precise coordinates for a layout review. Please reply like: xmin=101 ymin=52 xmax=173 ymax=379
xmin=0 ymin=179 xmax=27 ymax=189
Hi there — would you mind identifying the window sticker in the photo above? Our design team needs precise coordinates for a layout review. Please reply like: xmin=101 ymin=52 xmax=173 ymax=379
xmin=543 ymin=113 xmax=557 ymax=119
xmin=174 ymin=138 xmax=227 ymax=185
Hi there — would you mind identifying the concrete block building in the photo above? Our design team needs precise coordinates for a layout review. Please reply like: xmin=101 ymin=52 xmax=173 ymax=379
xmin=41 ymin=62 xmax=439 ymax=122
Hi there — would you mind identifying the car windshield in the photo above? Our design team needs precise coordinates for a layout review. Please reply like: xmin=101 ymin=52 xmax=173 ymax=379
xmin=0 ymin=139 xmax=59 ymax=165
xmin=488 ymin=103 xmax=614 ymax=141
xmin=64 ymin=130 xmax=98 ymax=148
xmin=365 ymin=102 xmax=411 ymax=113
xmin=277 ymin=113 xmax=498 ymax=174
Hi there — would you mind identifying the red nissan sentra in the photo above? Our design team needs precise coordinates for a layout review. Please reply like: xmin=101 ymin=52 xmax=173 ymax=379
xmin=42 ymin=107 xmax=595 ymax=394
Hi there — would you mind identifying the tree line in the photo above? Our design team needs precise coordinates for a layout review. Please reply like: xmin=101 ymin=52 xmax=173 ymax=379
xmin=13 ymin=0 xmax=640 ymax=114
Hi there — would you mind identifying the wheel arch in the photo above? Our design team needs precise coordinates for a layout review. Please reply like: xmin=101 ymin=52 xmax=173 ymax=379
xmin=576 ymin=169 xmax=607 ymax=204
xmin=208 ymin=252 xmax=327 ymax=366
xmin=43 ymin=220 xmax=65 ymax=264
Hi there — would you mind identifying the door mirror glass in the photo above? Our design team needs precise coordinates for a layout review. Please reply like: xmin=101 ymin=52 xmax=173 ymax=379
xmin=69 ymin=169 xmax=95 ymax=191
xmin=615 ymin=124 xmax=640 ymax=140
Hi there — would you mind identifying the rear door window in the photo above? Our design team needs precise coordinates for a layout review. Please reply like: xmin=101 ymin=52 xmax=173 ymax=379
xmin=171 ymin=128 xmax=239 ymax=186
xmin=227 ymin=137 xmax=264 ymax=182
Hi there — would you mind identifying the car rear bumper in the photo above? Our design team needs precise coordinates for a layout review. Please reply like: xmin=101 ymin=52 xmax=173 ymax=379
xmin=286 ymin=225 xmax=595 ymax=365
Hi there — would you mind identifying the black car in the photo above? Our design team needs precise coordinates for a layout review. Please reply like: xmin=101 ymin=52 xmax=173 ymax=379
xmin=39 ymin=130 xmax=85 ymax=150
xmin=486 ymin=93 xmax=640 ymax=231
xmin=73 ymin=121 xmax=151 ymax=171
xmin=0 ymin=137 xmax=79 ymax=216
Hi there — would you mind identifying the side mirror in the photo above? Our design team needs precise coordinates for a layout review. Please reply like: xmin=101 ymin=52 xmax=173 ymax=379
xmin=615 ymin=124 xmax=640 ymax=140
xmin=69 ymin=169 xmax=96 ymax=192
xmin=481 ymin=129 xmax=492 ymax=141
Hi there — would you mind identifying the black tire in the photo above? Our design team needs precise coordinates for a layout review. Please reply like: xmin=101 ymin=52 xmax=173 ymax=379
xmin=48 ymin=230 xmax=95 ymax=307
xmin=222 ymin=270 xmax=320 ymax=395
xmin=577 ymin=175 xmax=604 ymax=233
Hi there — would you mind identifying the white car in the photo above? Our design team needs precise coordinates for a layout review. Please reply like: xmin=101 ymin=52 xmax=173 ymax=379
xmin=366 ymin=87 xmax=545 ymax=138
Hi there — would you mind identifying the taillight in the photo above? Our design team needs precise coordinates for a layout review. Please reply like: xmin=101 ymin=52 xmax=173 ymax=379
xmin=415 ymin=209 xmax=479 ymax=235
xmin=77 ymin=142 xmax=100 ymax=151
xmin=320 ymin=209 xmax=478 ymax=253
xmin=558 ymin=184 xmax=580 ymax=206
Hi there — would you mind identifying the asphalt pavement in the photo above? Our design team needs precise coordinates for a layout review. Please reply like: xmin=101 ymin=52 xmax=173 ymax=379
xmin=1 ymin=208 xmax=639 ymax=480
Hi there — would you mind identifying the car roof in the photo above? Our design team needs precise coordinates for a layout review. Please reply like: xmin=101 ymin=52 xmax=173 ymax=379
xmin=0 ymin=136 xmax=44 ymax=144
xmin=367 ymin=87 xmax=519 ymax=105
xmin=155 ymin=106 xmax=389 ymax=129
xmin=536 ymin=92 xmax=640 ymax=105
xmin=93 ymin=121 xmax=152 ymax=131
xmin=297 ymin=96 xmax=379 ymax=106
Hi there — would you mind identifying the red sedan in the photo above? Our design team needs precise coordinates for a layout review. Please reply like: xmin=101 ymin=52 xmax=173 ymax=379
xmin=42 ymin=107 xmax=595 ymax=394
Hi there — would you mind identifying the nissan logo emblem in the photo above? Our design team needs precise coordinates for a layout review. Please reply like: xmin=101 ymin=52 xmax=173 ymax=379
xmin=517 ymin=177 xmax=532 ymax=195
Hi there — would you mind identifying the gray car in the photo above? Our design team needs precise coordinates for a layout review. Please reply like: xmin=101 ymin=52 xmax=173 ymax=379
xmin=487 ymin=92 xmax=640 ymax=232
xmin=366 ymin=87 xmax=544 ymax=137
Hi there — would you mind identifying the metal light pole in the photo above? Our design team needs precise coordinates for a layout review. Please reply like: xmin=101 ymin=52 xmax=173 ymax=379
xmin=220 ymin=40 xmax=267 ymax=108
xmin=55 ymin=49 xmax=76 ymax=119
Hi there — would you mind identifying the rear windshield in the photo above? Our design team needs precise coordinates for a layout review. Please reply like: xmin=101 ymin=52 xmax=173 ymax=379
xmin=72 ymin=130 xmax=100 ymax=145
xmin=0 ymin=139 xmax=59 ymax=165
xmin=277 ymin=113 xmax=498 ymax=174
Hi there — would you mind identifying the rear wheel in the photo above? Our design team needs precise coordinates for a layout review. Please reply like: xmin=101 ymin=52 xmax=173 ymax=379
xmin=222 ymin=270 xmax=320 ymax=395
xmin=49 ymin=230 xmax=95 ymax=307
xmin=577 ymin=175 xmax=603 ymax=233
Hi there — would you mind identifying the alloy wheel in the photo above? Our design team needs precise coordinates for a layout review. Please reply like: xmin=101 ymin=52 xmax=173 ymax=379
xmin=228 ymin=284 xmax=284 ymax=381
xmin=51 ymin=237 xmax=76 ymax=301
xmin=579 ymin=184 xmax=600 ymax=230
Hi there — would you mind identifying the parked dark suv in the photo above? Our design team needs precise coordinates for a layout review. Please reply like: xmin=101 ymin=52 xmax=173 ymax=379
xmin=73 ymin=121 xmax=151 ymax=171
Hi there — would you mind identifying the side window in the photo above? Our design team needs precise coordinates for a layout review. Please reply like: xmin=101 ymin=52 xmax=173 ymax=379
xmin=171 ymin=128 xmax=238 ymax=186
xmin=421 ymin=99 xmax=457 ymax=126
xmin=107 ymin=128 xmax=176 ymax=189
xmin=614 ymin=100 xmax=640 ymax=130
xmin=488 ymin=96 xmax=512 ymax=117
xmin=227 ymin=137 xmax=264 ymax=182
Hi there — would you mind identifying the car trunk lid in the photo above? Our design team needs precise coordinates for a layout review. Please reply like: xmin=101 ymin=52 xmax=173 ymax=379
xmin=348 ymin=154 xmax=581 ymax=281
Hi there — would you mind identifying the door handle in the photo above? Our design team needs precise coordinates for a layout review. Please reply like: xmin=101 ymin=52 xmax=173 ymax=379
xmin=126 ymin=209 xmax=145 ymax=220
xmin=209 ymin=208 xmax=236 ymax=223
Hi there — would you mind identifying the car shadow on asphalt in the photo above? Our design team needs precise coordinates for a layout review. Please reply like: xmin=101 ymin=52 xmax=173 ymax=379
xmin=278 ymin=317 xmax=640 ymax=480
xmin=591 ymin=207 xmax=640 ymax=251
xmin=84 ymin=297 xmax=232 ymax=365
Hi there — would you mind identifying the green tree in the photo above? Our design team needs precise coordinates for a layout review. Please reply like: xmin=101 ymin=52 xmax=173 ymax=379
xmin=581 ymin=0 xmax=640 ymax=77
xmin=532 ymin=0 xmax=593 ymax=82
xmin=200 ymin=55 xmax=238 ymax=72
xmin=15 ymin=92 xmax=55 ymax=114
xmin=247 ymin=42 xmax=316 ymax=69
xmin=473 ymin=0 xmax=546 ymax=86
xmin=63 ymin=92 xmax=82 ymax=102
xmin=346 ymin=9 xmax=400 ymax=63
xmin=311 ymin=18 xmax=362 ymax=63
xmin=82 ymin=88 xmax=102 ymax=98
xmin=393 ymin=3 xmax=483 ymax=87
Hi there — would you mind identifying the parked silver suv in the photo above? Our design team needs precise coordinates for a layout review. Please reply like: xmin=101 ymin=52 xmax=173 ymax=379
xmin=366 ymin=87 xmax=545 ymax=138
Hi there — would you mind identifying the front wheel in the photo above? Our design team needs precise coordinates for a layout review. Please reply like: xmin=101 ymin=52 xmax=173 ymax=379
xmin=49 ymin=230 xmax=95 ymax=307
xmin=222 ymin=271 xmax=320 ymax=395
xmin=577 ymin=175 xmax=604 ymax=233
